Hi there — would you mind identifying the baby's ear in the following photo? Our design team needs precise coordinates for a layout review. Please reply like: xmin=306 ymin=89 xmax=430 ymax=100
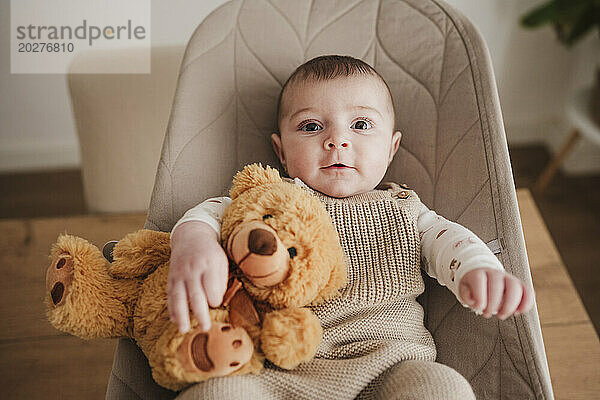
xmin=229 ymin=163 xmax=283 ymax=199
xmin=389 ymin=131 xmax=402 ymax=164
xmin=271 ymin=133 xmax=286 ymax=167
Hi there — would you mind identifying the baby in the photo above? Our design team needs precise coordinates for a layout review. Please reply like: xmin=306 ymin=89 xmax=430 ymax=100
xmin=167 ymin=55 xmax=534 ymax=399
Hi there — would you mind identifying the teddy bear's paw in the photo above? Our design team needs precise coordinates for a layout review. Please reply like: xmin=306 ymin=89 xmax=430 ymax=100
xmin=46 ymin=253 xmax=75 ymax=307
xmin=260 ymin=308 xmax=323 ymax=369
xmin=45 ymin=236 xmax=133 ymax=339
xmin=176 ymin=322 xmax=254 ymax=378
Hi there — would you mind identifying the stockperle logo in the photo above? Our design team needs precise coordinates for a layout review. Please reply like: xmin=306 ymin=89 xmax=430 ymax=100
xmin=11 ymin=0 xmax=151 ymax=74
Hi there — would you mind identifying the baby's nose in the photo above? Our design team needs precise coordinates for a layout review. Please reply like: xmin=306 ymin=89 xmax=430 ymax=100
xmin=324 ymin=137 xmax=350 ymax=150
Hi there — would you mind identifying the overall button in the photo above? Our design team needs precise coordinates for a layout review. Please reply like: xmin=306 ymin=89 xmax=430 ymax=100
xmin=396 ymin=191 xmax=409 ymax=199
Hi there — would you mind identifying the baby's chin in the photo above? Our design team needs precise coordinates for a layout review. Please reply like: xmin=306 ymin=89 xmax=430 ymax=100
xmin=290 ymin=170 xmax=381 ymax=198
xmin=312 ymin=180 xmax=376 ymax=198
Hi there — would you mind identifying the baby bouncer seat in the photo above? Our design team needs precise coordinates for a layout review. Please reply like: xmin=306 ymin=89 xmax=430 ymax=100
xmin=105 ymin=0 xmax=554 ymax=398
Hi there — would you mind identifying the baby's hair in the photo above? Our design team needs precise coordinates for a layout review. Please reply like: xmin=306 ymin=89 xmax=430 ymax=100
xmin=276 ymin=55 xmax=395 ymax=129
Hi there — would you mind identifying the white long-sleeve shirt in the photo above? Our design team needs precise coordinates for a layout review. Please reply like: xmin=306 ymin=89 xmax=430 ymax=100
xmin=172 ymin=184 xmax=504 ymax=306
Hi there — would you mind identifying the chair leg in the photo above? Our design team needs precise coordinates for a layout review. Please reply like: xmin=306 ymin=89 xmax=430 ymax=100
xmin=534 ymin=129 xmax=580 ymax=193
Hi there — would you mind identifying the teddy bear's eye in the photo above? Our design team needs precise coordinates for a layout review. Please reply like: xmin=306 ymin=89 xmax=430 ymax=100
xmin=287 ymin=247 xmax=297 ymax=259
xmin=262 ymin=214 xmax=273 ymax=220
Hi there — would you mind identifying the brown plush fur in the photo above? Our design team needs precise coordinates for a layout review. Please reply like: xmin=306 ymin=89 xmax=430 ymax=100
xmin=260 ymin=308 xmax=323 ymax=369
xmin=44 ymin=163 xmax=346 ymax=391
xmin=223 ymin=164 xmax=347 ymax=308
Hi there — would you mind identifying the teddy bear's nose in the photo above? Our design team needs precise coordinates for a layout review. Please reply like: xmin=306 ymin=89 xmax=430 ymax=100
xmin=248 ymin=229 xmax=277 ymax=255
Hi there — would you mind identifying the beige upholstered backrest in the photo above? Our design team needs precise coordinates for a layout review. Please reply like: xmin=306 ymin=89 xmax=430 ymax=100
xmin=135 ymin=1 xmax=554 ymax=399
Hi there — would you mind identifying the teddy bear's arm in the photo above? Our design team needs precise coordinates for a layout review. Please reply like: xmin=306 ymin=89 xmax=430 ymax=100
xmin=109 ymin=229 xmax=172 ymax=279
xmin=260 ymin=307 xmax=322 ymax=369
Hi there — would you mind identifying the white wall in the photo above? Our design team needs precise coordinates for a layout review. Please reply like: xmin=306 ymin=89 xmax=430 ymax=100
xmin=1 ymin=0 xmax=598 ymax=173
xmin=446 ymin=0 xmax=600 ymax=173
xmin=0 ymin=0 xmax=229 ymax=172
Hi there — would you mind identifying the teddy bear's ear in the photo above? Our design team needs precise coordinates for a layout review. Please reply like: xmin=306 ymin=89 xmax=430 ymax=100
xmin=229 ymin=163 xmax=283 ymax=199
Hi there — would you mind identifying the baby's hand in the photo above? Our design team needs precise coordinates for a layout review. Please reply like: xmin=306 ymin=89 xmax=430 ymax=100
xmin=168 ymin=221 xmax=229 ymax=333
xmin=458 ymin=268 xmax=535 ymax=320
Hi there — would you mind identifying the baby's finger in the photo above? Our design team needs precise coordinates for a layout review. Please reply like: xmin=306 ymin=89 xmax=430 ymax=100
xmin=497 ymin=275 xmax=523 ymax=320
xmin=203 ymin=261 xmax=228 ymax=308
xmin=483 ymin=270 xmax=504 ymax=318
xmin=187 ymin=278 xmax=211 ymax=332
xmin=468 ymin=269 xmax=488 ymax=312
xmin=458 ymin=280 xmax=474 ymax=307
xmin=516 ymin=283 xmax=535 ymax=315
xmin=168 ymin=278 xmax=190 ymax=333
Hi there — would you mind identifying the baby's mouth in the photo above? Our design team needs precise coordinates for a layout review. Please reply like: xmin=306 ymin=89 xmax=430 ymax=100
xmin=322 ymin=163 xmax=354 ymax=169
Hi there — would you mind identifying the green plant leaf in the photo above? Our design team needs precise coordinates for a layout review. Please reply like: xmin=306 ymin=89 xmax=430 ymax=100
xmin=521 ymin=2 xmax=561 ymax=27
xmin=520 ymin=0 xmax=600 ymax=46
xmin=564 ymin=7 xmax=598 ymax=45
xmin=521 ymin=0 xmax=592 ymax=27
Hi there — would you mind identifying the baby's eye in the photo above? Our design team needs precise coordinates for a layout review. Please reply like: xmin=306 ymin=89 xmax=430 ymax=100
xmin=299 ymin=122 xmax=322 ymax=132
xmin=351 ymin=119 xmax=372 ymax=130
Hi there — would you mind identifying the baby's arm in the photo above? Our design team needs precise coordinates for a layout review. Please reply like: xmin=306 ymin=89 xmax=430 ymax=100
xmin=168 ymin=197 xmax=231 ymax=333
xmin=419 ymin=204 xmax=534 ymax=319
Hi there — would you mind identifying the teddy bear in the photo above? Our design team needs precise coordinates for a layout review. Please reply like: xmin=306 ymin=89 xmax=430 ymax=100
xmin=45 ymin=163 xmax=347 ymax=391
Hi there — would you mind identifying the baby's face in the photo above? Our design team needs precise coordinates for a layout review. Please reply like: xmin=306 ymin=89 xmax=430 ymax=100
xmin=272 ymin=74 xmax=401 ymax=198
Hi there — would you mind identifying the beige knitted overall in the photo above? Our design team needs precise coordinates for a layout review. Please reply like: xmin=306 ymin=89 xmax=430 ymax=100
xmin=179 ymin=183 xmax=475 ymax=400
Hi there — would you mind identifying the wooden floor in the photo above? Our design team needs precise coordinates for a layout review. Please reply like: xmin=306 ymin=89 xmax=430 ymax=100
xmin=510 ymin=146 xmax=600 ymax=335
xmin=0 ymin=213 xmax=146 ymax=399
xmin=518 ymin=190 xmax=599 ymax=400
xmin=0 ymin=189 xmax=598 ymax=399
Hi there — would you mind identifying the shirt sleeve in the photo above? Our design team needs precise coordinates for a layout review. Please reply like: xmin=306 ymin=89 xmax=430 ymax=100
xmin=418 ymin=202 xmax=504 ymax=304
xmin=170 ymin=196 xmax=232 ymax=237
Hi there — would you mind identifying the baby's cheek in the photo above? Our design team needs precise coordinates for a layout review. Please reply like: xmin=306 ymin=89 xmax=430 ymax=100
xmin=292 ymin=152 xmax=315 ymax=171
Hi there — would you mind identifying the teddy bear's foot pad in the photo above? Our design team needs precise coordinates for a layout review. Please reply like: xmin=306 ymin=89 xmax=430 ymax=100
xmin=46 ymin=254 xmax=74 ymax=306
xmin=177 ymin=322 xmax=254 ymax=378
